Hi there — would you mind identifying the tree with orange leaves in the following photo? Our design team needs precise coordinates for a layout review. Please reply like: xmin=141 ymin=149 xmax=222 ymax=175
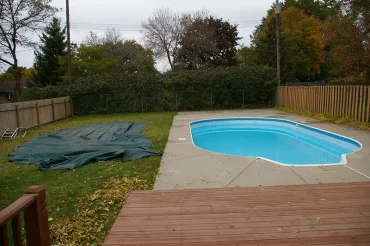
xmin=250 ymin=6 xmax=324 ymax=83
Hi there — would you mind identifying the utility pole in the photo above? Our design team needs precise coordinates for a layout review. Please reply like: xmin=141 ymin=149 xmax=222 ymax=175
xmin=275 ymin=0 xmax=281 ymax=86
xmin=66 ymin=0 xmax=72 ymax=85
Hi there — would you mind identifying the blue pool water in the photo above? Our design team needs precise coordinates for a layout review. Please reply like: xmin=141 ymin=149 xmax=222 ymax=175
xmin=190 ymin=118 xmax=361 ymax=166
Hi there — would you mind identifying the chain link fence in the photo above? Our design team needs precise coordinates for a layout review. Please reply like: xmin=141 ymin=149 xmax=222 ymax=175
xmin=73 ymin=89 xmax=276 ymax=114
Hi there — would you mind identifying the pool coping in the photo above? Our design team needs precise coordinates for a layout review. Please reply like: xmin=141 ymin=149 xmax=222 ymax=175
xmin=154 ymin=109 xmax=370 ymax=190
xmin=189 ymin=117 xmax=363 ymax=167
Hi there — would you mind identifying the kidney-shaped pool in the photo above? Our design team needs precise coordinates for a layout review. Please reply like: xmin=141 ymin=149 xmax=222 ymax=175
xmin=190 ymin=118 xmax=362 ymax=166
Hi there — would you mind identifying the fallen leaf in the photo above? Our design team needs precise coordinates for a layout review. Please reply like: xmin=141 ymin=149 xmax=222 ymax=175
xmin=312 ymin=216 xmax=320 ymax=223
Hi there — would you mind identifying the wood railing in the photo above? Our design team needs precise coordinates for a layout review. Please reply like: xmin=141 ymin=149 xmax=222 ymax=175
xmin=0 ymin=186 xmax=51 ymax=246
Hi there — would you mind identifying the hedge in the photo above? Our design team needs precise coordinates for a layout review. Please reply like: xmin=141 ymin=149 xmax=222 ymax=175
xmin=22 ymin=66 xmax=277 ymax=115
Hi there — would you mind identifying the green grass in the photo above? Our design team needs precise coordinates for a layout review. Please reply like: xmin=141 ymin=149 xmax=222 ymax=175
xmin=0 ymin=112 xmax=175 ymax=244
xmin=275 ymin=105 xmax=370 ymax=130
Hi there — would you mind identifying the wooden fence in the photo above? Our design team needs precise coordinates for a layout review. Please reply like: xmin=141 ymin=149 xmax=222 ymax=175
xmin=0 ymin=96 xmax=72 ymax=134
xmin=277 ymin=86 xmax=370 ymax=123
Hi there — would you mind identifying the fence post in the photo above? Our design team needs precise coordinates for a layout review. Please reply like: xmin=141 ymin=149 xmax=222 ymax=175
xmin=24 ymin=186 xmax=51 ymax=246
xmin=51 ymin=100 xmax=55 ymax=121
xmin=210 ymin=91 xmax=213 ymax=109
xmin=242 ymin=90 xmax=245 ymax=108
xmin=36 ymin=101 xmax=41 ymax=127
xmin=106 ymin=96 xmax=109 ymax=113
xmin=64 ymin=98 xmax=68 ymax=118
xmin=15 ymin=104 xmax=20 ymax=128
xmin=175 ymin=92 xmax=178 ymax=111
xmin=70 ymin=97 xmax=74 ymax=117
xmin=141 ymin=94 xmax=144 ymax=112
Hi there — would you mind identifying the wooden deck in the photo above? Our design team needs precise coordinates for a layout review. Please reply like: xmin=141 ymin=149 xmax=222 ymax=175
xmin=104 ymin=182 xmax=370 ymax=246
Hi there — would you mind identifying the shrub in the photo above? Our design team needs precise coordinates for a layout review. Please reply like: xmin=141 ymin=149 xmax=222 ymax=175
xmin=22 ymin=66 xmax=277 ymax=114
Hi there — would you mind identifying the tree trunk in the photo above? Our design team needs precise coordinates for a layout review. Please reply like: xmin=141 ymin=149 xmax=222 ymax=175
xmin=166 ymin=49 xmax=174 ymax=72
xmin=13 ymin=64 xmax=22 ymax=102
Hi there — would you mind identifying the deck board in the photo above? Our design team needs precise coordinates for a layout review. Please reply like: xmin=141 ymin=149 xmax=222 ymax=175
xmin=104 ymin=182 xmax=370 ymax=245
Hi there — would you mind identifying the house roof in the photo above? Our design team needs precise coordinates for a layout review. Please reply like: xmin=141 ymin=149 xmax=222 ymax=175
xmin=0 ymin=80 xmax=32 ymax=93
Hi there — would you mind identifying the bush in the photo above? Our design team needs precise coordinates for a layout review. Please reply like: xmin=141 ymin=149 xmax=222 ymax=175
xmin=22 ymin=66 xmax=277 ymax=114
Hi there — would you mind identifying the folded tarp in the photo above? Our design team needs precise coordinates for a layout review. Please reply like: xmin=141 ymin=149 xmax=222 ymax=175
xmin=8 ymin=122 xmax=161 ymax=170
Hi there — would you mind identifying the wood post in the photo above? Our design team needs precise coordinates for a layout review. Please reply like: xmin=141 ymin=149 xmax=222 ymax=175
xmin=11 ymin=215 xmax=22 ymax=246
xmin=242 ymin=90 xmax=245 ymax=108
xmin=175 ymin=92 xmax=178 ymax=111
xmin=64 ymin=98 xmax=68 ymax=118
xmin=24 ymin=186 xmax=51 ymax=246
xmin=367 ymin=87 xmax=370 ymax=123
xmin=70 ymin=97 xmax=74 ymax=117
xmin=51 ymin=100 xmax=55 ymax=121
xmin=15 ymin=104 xmax=20 ymax=128
xmin=36 ymin=101 xmax=41 ymax=127
xmin=0 ymin=225 xmax=9 ymax=246
xmin=354 ymin=85 xmax=359 ymax=121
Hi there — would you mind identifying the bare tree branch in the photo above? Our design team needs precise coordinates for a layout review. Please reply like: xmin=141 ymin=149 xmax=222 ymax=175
xmin=0 ymin=57 xmax=13 ymax=66
xmin=0 ymin=0 xmax=58 ymax=99
xmin=141 ymin=8 xmax=189 ymax=71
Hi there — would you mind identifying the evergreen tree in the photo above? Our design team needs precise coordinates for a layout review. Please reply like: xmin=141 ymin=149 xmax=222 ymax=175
xmin=33 ymin=18 xmax=67 ymax=86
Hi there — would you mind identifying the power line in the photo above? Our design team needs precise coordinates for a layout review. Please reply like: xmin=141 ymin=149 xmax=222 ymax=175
xmin=69 ymin=23 xmax=260 ymax=31
xmin=17 ymin=49 xmax=34 ymax=53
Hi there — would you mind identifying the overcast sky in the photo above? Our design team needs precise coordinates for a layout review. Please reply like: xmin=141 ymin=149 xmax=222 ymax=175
xmin=17 ymin=0 xmax=274 ymax=71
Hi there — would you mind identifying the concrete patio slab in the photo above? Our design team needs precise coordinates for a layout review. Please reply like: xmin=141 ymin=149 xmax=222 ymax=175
xmin=227 ymin=160 xmax=307 ymax=187
xmin=156 ymin=153 xmax=256 ymax=189
xmin=291 ymin=165 xmax=369 ymax=184
xmin=154 ymin=109 xmax=370 ymax=190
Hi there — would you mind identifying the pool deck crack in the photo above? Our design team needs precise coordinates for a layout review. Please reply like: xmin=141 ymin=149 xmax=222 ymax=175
xmin=225 ymin=159 xmax=257 ymax=188
xmin=289 ymin=167 xmax=309 ymax=184
xmin=163 ymin=153 xmax=210 ymax=162
xmin=344 ymin=165 xmax=370 ymax=179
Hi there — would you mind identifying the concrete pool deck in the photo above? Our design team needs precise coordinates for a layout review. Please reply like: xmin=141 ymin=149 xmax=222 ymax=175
xmin=154 ymin=109 xmax=370 ymax=190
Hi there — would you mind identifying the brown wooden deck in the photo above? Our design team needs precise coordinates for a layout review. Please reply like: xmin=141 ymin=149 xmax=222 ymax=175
xmin=104 ymin=182 xmax=370 ymax=246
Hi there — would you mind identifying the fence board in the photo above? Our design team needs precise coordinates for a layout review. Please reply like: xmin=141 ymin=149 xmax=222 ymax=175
xmin=320 ymin=86 xmax=324 ymax=114
xmin=342 ymin=86 xmax=346 ymax=118
xmin=333 ymin=86 xmax=337 ymax=117
xmin=367 ymin=87 xmax=370 ymax=123
xmin=327 ymin=86 xmax=330 ymax=114
xmin=360 ymin=86 xmax=365 ymax=122
xmin=323 ymin=86 xmax=330 ymax=114
xmin=277 ymin=86 xmax=370 ymax=123
xmin=0 ymin=96 xmax=72 ymax=134
xmin=354 ymin=86 xmax=360 ymax=120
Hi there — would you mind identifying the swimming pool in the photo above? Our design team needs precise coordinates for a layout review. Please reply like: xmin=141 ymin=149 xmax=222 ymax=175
xmin=190 ymin=118 xmax=362 ymax=166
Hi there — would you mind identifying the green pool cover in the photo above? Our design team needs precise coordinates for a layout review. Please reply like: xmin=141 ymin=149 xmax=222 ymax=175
xmin=8 ymin=122 xmax=161 ymax=170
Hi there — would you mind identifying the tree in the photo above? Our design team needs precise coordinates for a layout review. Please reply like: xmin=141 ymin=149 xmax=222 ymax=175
xmin=84 ymin=31 xmax=101 ymax=46
xmin=0 ymin=66 xmax=34 ymax=83
xmin=235 ymin=46 xmax=259 ymax=67
xmin=176 ymin=16 xmax=240 ymax=70
xmin=282 ymin=0 xmax=341 ymax=20
xmin=33 ymin=17 xmax=67 ymax=86
xmin=142 ymin=8 xmax=189 ymax=71
xmin=323 ymin=15 xmax=370 ymax=82
xmin=112 ymin=40 xmax=156 ymax=74
xmin=250 ymin=7 xmax=324 ymax=82
xmin=83 ymin=30 xmax=156 ymax=74
xmin=0 ymin=0 xmax=58 ymax=98
xmin=59 ymin=45 xmax=117 ymax=83
xmin=343 ymin=0 xmax=370 ymax=34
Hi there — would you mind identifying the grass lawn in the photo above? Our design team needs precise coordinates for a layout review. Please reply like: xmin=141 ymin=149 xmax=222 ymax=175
xmin=0 ymin=112 xmax=175 ymax=245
